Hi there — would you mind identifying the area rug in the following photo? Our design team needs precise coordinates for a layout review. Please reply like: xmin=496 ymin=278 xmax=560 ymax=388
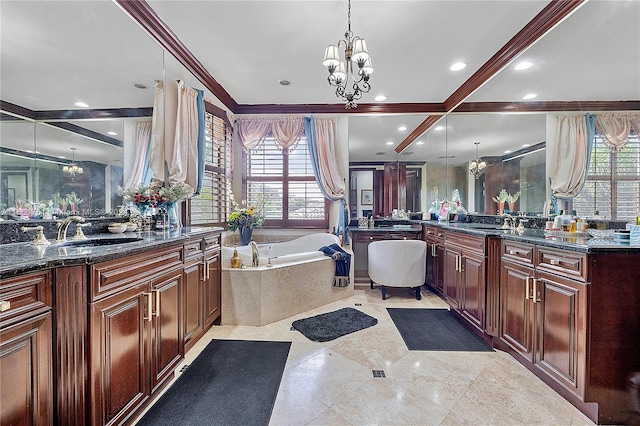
xmin=387 ymin=308 xmax=493 ymax=352
xmin=136 ymin=339 xmax=291 ymax=426
xmin=292 ymin=307 xmax=378 ymax=342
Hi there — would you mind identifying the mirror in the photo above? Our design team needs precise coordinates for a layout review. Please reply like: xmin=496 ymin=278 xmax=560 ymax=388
xmin=0 ymin=1 xmax=162 ymax=220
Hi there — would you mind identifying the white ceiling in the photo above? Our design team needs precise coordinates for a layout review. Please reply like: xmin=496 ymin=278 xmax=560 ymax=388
xmin=1 ymin=0 xmax=639 ymax=166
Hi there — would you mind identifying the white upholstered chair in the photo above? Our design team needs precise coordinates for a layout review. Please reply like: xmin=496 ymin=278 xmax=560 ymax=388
xmin=368 ymin=239 xmax=427 ymax=300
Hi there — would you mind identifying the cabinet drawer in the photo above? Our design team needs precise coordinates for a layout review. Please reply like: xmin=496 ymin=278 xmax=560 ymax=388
xmin=184 ymin=241 xmax=203 ymax=262
xmin=203 ymin=234 xmax=221 ymax=253
xmin=91 ymin=245 xmax=183 ymax=301
xmin=536 ymin=247 xmax=587 ymax=282
xmin=445 ymin=232 xmax=485 ymax=253
xmin=501 ymin=241 xmax=534 ymax=266
xmin=423 ymin=226 xmax=443 ymax=241
xmin=0 ymin=271 xmax=52 ymax=327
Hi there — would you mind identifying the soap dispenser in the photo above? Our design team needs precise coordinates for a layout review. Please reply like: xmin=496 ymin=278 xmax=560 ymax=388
xmin=230 ymin=248 xmax=242 ymax=268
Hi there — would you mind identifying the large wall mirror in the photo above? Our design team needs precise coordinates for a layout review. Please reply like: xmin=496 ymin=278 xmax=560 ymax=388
xmin=0 ymin=1 xmax=162 ymax=220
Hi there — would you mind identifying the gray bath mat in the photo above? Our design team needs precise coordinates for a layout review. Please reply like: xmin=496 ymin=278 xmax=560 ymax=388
xmin=292 ymin=307 xmax=378 ymax=342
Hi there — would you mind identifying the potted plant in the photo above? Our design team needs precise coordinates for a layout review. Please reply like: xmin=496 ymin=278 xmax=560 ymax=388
xmin=492 ymin=189 xmax=508 ymax=216
xmin=66 ymin=191 xmax=83 ymax=214
xmin=506 ymin=191 xmax=521 ymax=214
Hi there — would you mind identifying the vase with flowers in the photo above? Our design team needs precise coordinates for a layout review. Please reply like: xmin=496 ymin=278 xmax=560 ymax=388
xmin=492 ymin=189 xmax=509 ymax=216
xmin=227 ymin=193 xmax=265 ymax=245
xmin=119 ymin=182 xmax=193 ymax=230
xmin=506 ymin=191 xmax=521 ymax=214
xmin=157 ymin=182 xmax=194 ymax=229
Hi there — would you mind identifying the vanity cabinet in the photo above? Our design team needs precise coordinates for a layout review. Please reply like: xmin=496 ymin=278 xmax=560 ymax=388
xmin=423 ymin=225 xmax=445 ymax=295
xmin=0 ymin=270 xmax=53 ymax=426
xmin=350 ymin=229 xmax=421 ymax=283
xmin=500 ymin=241 xmax=587 ymax=399
xmin=443 ymin=231 xmax=486 ymax=332
xmin=183 ymin=233 xmax=221 ymax=352
xmin=88 ymin=245 xmax=184 ymax=426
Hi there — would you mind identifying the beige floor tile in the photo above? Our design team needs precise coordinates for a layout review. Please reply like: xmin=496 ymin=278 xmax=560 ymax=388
xmin=304 ymin=407 xmax=354 ymax=426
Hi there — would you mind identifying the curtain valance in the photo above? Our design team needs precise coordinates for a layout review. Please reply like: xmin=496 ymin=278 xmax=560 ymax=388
xmin=596 ymin=113 xmax=640 ymax=152
xmin=235 ymin=117 xmax=304 ymax=152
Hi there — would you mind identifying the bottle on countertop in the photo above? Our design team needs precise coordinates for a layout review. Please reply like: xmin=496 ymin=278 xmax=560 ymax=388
xmin=368 ymin=215 xmax=375 ymax=228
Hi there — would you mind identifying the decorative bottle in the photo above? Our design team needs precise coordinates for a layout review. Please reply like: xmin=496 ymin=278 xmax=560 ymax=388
xmin=230 ymin=249 xmax=242 ymax=268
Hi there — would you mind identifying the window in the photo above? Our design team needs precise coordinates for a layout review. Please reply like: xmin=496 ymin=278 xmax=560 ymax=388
xmin=188 ymin=103 xmax=233 ymax=226
xmin=244 ymin=134 xmax=327 ymax=228
xmin=573 ymin=131 xmax=640 ymax=220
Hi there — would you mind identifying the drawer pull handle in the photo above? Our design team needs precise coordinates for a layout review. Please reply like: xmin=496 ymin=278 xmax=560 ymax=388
xmin=509 ymin=250 xmax=517 ymax=255
xmin=0 ymin=300 xmax=10 ymax=312
xmin=550 ymin=259 xmax=560 ymax=265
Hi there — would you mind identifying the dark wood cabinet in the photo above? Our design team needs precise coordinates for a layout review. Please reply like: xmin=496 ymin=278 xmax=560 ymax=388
xmin=500 ymin=241 xmax=587 ymax=400
xmin=443 ymin=231 xmax=486 ymax=332
xmin=0 ymin=271 xmax=53 ymax=426
xmin=424 ymin=225 xmax=444 ymax=295
xmin=203 ymin=249 xmax=221 ymax=329
xmin=88 ymin=245 xmax=184 ymax=426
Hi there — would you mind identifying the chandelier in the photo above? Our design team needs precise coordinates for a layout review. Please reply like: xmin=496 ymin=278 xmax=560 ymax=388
xmin=63 ymin=148 xmax=84 ymax=180
xmin=469 ymin=142 xmax=487 ymax=179
xmin=322 ymin=0 xmax=373 ymax=109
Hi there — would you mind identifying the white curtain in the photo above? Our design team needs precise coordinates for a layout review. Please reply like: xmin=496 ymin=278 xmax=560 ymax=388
xmin=550 ymin=115 xmax=590 ymax=198
xmin=597 ymin=113 xmax=640 ymax=152
xmin=314 ymin=118 xmax=345 ymax=198
xmin=124 ymin=121 xmax=152 ymax=188
xmin=169 ymin=80 xmax=199 ymax=189
xmin=235 ymin=117 xmax=304 ymax=152
xmin=149 ymin=80 xmax=165 ymax=186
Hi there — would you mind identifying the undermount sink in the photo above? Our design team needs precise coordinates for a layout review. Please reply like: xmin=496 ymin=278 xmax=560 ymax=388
xmin=466 ymin=224 xmax=504 ymax=230
xmin=57 ymin=237 xmax=143 ymax=247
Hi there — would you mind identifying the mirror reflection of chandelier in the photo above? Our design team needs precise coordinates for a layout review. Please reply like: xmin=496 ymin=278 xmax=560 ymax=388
xmin=469 ymin=142 xmax=487 ymax=179
xmin=322 ymin=0 xmax=373 ymax=109
xmin=63 ymin=148 xmax=84 ymax=180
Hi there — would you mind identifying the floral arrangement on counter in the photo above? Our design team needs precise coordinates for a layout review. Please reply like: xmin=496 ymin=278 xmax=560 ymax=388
xmin=227 ymin=191 xmax=265 ymax=232
xmin=492 ymin=189 xmax=509 ymax=204
xmin=118 ymin=182 xmax=194 ymax=213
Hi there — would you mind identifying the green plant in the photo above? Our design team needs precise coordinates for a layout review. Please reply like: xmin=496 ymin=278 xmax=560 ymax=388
xmin=506 ymin=191 xmax=521 ymax=204
xmin=492 ymin=189 xmax=508 ymax=203
xmin=65 ymin=191 xmax=83 ymax=205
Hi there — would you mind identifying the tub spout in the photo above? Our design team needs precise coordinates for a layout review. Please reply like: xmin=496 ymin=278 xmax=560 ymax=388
xmin=249 ymin=241 xmax=259 ymax=267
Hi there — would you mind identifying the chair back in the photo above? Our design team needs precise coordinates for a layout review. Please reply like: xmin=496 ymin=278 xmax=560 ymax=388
xmin=368 ymin=239 xmax=426 ymax=287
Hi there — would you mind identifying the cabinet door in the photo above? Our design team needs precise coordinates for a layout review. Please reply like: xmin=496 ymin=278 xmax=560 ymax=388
xmin=434 ymin=244 xmax=445 ymax=295
xmin=461 ymin=251 xmax=485 ymax=332
xmin=203 ymin=250 xmax=221 ymax=328
xmin=425 ymin=240 xmax=436 ymax=287
xmin=0 ymin=312 xmax=53 ymax=426
xmin=89 ymin=282 xmax=149 ymax=426
xmin=443 ymin=247 xmax=461 ymax=310
xmin=150 ymin=269 xmax=183 ymax=392
xmin=183 ymin=260 xmax=203 ymax=352
xmin=500 ymin=261 xmax=535 ymax=361
xmin=534 ymin=272 xmax=587 ymax=397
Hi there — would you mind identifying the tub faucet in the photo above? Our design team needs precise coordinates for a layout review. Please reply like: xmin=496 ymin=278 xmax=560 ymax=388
xmin=56 ymin=216 xmax=85 ymax=242
xmin=249 ymin=241 xmax=259 ymax=267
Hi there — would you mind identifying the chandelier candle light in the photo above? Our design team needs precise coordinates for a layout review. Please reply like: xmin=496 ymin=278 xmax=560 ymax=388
xmin=323 ymin=0 xmax=373 ymax=109
xmin=63 ymin=148 xmax=84 ymax=180
xmin=469 ymin=142 xmax=487 ymax=179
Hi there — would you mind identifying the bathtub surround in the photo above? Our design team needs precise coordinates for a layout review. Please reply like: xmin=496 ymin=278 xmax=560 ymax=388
xmin=136 ymin=339 xmax=290 ymax=426
xmin=291 ymin=307 xmax=377 ymax=342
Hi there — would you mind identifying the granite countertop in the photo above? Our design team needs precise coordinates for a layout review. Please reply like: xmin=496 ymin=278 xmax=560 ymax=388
xmin=348 ymin=225 xmax=421 ymax=233
xmin=417 ymin=220 xmax=640 ymax=254
xmin=0 ymin=226 xmax=223 ymax=279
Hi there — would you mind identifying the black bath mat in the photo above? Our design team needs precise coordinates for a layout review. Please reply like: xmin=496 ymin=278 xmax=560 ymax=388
xmin=136 ymin=339 xmax=290 ymax=426
xmin=292 ymin=307 xmax=378 ymax=342
xmin=387 ymin=308 xmax=493 ymax=351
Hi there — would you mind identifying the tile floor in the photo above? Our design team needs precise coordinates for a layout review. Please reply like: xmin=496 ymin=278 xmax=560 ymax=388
xmin=136 ymin=286 xmax=595 ymax=426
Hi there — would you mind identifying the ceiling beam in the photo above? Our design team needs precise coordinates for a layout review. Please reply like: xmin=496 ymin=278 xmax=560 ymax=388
xmin=235 ymin=102 xmax=446 ymax=115
xmin=115 ymin=0 xmax=239 ymax=112
xmin=396 ymin=0 xmax=588 ymax=154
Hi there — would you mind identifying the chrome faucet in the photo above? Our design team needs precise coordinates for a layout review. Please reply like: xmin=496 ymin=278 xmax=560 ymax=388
xmin=249 ymin=241 xmax=259 ymax=267
xmin=56 ymin=216 xmax=85 ymax=242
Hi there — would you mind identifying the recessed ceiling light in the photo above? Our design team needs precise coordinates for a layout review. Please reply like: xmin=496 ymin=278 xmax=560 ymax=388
xmin=504 ymin=150 xmax=513 ymax=154
xmin=57 ymin=156 xmax=67 ymax=159
xmin=434 ymin=126 xmax=445 ymax=131
xmin=522 ymin=93 xmax=537 ymax=100
xmin=450 ymin=62 xmax=467 ymax=71
xmin=522 ymin=143 xmax=531 ymax=147
xmin=398 ymin=126 xmax=407 ymax=132
xmin=514 ymin=61 xmax=533 ymax=71
xmin=278 ymin=79 xmax=291 ymax=86
xmin=375 ymin=95 xmax=387 ymax=102
xmin=133 ymin=83 xmax=147 ymax=89
xmin=107 ymin=131 xmax=118 ymax=136
xmin=75 ymin=101 xmax=89 ymax=108
xmin=416 ymin=141 xmax=424 ymax=145
xmin=386 ymin=141 xmax=394 ymax=145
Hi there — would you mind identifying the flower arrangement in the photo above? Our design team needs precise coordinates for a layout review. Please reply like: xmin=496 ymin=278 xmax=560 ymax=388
xmin=118 ymin=182 xmax=194 ymax=212
xmin=506 ymin=191 xmax=521 ymax=204
xmin=227 ymin=192 xmax=265 ymax=232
